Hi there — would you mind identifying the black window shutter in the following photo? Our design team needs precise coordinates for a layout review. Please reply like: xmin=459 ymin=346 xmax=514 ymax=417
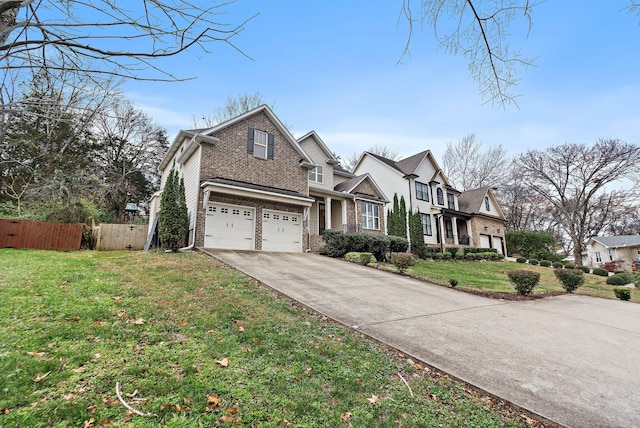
xmin=267 ymin=133 xmax=275 ymax=159
xmin=247 ymin=127 xmax=255 ymax=154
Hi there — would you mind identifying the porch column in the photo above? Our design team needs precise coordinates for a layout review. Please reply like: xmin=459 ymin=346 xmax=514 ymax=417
xmin=325 ymin=197 xmax=332 ymax=231
xmin=341 ymin=199 xmax=347 ymax=232
xmin=451 ymin=217 xmax=459 ymax=245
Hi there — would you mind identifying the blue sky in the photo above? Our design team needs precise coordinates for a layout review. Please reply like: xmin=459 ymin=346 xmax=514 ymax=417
xmin=125 ymin=1 xmax=640 ymax=162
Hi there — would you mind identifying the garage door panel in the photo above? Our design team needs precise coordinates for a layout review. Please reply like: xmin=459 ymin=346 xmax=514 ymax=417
xmin=204 ymin=203 xmax=254 ymax=250
xmin=262 ymin=210 xmax=302 ymax=252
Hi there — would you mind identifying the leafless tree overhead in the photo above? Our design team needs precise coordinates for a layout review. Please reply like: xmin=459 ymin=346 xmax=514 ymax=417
xmin=400 ymin=1 xmax=640 ymax=107
xmin=344 ymin=145 xmax=401 ymax=172
xmin=192 ymin=92 xmax=270 ymax=129
xmin=442 ymin=133 xmax=510 ymax=191
xmin=516 ymin=139 xmax=640 ymax=262
xmin=0 ymin=1 xmax=255 ymax=88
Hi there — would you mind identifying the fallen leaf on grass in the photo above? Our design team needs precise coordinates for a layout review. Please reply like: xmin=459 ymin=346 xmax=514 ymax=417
xmin=179 ymin=321 xmax=188 ymax=326
xmin=112 ymin=296 xmax=123 ymax=301
xmin=83 ymin=418 xmax=95 ymax=428
xmin=215 ymin=357 xmax=229 ymax=367
xmin=414 ymin=363 xmax=424 ymax=370
xmin=341 ymin=412 xmax=352 ymax=422
xmin=237 ymin=326 xmax=244 ymax=332
xmin=117 ymin=311 xmax=127 ymax=318
xmin=126 ymin=389 xmax=138 ymax=398
xmin=225 ymin=407 xmax=239 ymax=415
xmin=128 ymin=318 xmax=145 ymax=325
xmin=65 ymin=315 xmax=80 ymax=322
xmin=305 ymin=367 xmax=312 ymax=375
xmin=207 ymin=394 xmax=221 ymax=406
xmin=34 ymin=371 xmax=51 ymax=382
xmin=72 ymin=367 xmax=86 ymax=373
xmin=367 ymin=394 xmax=380 ymax=405
xmin=27 ymin=351 xmax=52 ymax=361
xmin=93 ymin=321 xmax=106 ymax=327
xmin=1 ymin=408 xmax=10 ymax=415
xmin=63 ymin=393 xmax=75 ymax=401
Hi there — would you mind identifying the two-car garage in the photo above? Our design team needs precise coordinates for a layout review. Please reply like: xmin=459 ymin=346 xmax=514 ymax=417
xmin=204 ymin=202 xmax=302 ymax=252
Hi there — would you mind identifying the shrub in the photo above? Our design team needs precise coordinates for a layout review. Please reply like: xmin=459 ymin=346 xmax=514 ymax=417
xmin=592 ymin=268 xmax=609 ymax=277
xmin=552 ymin=262 xmax=563 ymax=268
xmin=554 ymin=268 xmax=584 ymax=293
xmin=323 ymin=231 xmax=390 ymax=261
xmin=433 ymin=252 xmax=444 ymax=260
xmin=539 ymin=260 xmax=552 ymax=267
xmin=449 ymin=279 xmax=459 ymax=288
xmin=455 ymin=251 xmax=466 ymax=260
xmin=516 ymin=257 xmax=527 ymax=264
xmin=606 ymin=275 xmax=627 ymax=286
xmin=528 ymin=258 xmax=539 ymax=266
xmin=614 ymin=288 xmax=631 ymax=301
xmin=345 ymin=252 xmax=376 ymax=265
xmin=563 ymin=263 xmax=575 ymax=269
xmin=391 ymin=253 xmax=416 ymax=273
xmin=465 ymin=253 xmax=476 ymax=260
xmin=448 ymin=247 xmax=459 ymax=257
xmin=442 ymin=251 xmax=452 ymax=260
xmin=388 ymin=235 xmax=409 ymax=253
xmin=576 ymin=265 xmax=590 ymax=273
xmin=603 ymin=260 xmax=624 ymax=272
xmin=507 ymin=270 xmax=540 ymax=295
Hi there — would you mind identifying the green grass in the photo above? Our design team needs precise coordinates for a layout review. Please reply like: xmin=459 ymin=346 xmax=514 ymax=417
xmin=0 ymin=249 xmax=532 ymax=427
xmin=398 ymin=259 xmax=639 ymax=302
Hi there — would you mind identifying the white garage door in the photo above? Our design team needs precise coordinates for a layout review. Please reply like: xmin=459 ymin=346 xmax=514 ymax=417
xmin=204 ymin=203 xmax=255 ymax=250
xmin=262 ymin=209 xmax=302 ymax=252
xmin=492 ymin=236 xmax=504 ymax=254
xmin=479 ymin=234 xmax=491 ymax=249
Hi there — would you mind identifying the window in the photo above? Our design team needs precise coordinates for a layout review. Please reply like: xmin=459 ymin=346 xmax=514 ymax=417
xmin=608 ymin=249 xmax=613 ymax=261
xmin=436 ymin=188 xmax=444 ymax=205
xmin=361 ymin=203 xmax=380 ymax=230
xmin=309 ymin=165 xmax=324 ymax=183
xmin=416 ymin=182 xmax=429 ymax=201
xmin=445 ymin=219 xmax=453 ymax=239
xmin=447 ymin=193 xmax=455 ymax=209
xmin=421 ymin=213 xmax=432 ymax=236
xmin=232 ymin=209 xmax=240 ymax=215
xmin=263 ymin=213 xmax=270 ymax=219
xmin=247 ymin=127 xmax=274 ymax=159
xmin=595 ymin=252 xmax=602 ymax=263
xmin=485 ymin=196 xmax=490 ymax=211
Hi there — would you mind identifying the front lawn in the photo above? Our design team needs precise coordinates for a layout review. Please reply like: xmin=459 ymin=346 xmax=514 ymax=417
xmin=394 ymin=259 xmax=638 ymax=302
xmin=0 ymin=249 xmax=534 ymax=427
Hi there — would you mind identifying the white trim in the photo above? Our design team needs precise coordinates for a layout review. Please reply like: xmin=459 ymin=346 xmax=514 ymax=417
xmin=200 ymin=181 xmax=314 ymax=207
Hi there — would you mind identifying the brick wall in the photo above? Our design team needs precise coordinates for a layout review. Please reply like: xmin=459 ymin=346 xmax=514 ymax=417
xmin=469 ymin=216 xmax=505 ymax=249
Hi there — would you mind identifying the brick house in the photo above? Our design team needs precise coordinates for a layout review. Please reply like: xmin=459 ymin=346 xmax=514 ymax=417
xmin=147 ymin=105 xmax=387 ymax=252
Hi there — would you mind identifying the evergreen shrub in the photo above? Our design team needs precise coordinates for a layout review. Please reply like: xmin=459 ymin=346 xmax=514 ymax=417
xmin=554 ymin=268 xmax=584 ymax=293
xmin=507 ymin=270 xmax=540 ymax=295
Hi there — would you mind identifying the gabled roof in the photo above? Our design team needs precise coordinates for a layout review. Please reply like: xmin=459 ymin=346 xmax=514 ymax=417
xmin=334 ymin=173 xmax=389 ymax=203
xmin=159 ymin=105 xmax=314 ymax=172
xmin=589 ymin=235 xmax=640 ymax=248
xmin=356 ymin=150 xmax=452 ymax=187
xmin=458 ymin=187 xmax=505 ymax=219
xmin=297 ymin=131 xmax=340 ymax=165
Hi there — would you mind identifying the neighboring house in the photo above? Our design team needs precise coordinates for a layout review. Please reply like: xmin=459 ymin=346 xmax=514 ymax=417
xmin=585 ymin=235 xmax=640 ymax=270
xmin=147 ymin=105 xmax=387 ymax=252
xmin=353 ymin=150 xmax=507 ymax=253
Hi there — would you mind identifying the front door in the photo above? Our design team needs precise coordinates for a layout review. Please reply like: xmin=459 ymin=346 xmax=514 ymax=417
xmin=318 ymin=203 xmax=326 ymax=234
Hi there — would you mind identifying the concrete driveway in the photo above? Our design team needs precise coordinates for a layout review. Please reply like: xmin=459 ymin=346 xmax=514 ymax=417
xmin=202 ymin=249 xmax=640 ymax=428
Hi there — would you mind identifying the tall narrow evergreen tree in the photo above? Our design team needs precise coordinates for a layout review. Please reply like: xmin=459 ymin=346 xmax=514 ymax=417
xmin=409 ymin=210 xmax=427 ymax=259
xmin=387 ymin=193 xmax=408 ymax=238
xmin=158 ymin=169 xmax=188 ymax=252
xmin=399 ymin=196 xmax=407 ymax=238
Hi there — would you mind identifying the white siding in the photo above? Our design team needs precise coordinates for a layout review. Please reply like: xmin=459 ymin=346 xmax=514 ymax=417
xmin=300 ymin=137 xmax=334 ymax=191
xmin=181 ymin=145 xmax=202 ymax=243
xmin=483 ymin=194 xmax=501 ymax=217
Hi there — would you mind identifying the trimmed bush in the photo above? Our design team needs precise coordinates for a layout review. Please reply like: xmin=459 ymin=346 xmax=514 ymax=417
xmin=516 ymin=257 xmax=527 ymax=264
xmin=455 ymin=251 xmax=466 ymax=260
xmin=606 ymin=275 xmax=626 ymax=286
xmin=345 ymin=252 xmax=376 ymax=265
xmin=614 ymin=288 xmax=631 ymax=301
xmin=388 ymin=235 xmax=409 ymax=253
xmin=465 ymin=253 xmax=476 ymax=260
xmin=539 ymin=260 xmax=552 ymax=267
xmin=576 ymin=265 xmax=590 ymax=273
xmin=592 ymin=268 xmax=609 ymax=277
xmin=552 ymin=262 xmax=563 ymax=268
xmin=442 ymin=251 xmax=452 ymax=260
xmin=391 ymin=253 xmax=416 ymax=273
xmin=528 ymin=258 xmax=539 ymax=266
xmin=603 ymin=260 xmax=624 ymax=272
xmin=449 ymin=279 xmax=459 ymax=288
xmin=554 ymin=268 xmax=584 ymax=293
xmin=448 ymin=247 xmax=459 ymax=257
xmin=323 ymin=231 xmax=390 ymax=261
xmin=563 ymin=263 xmax=575 ymax=269
xmin=433 ymin=252 xmax=444 ymax=260
xmin=507 ymin=270 xmax=540 ymax=295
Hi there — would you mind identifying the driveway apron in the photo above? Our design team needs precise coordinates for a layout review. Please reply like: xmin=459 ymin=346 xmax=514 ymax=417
xmin=202 ymin=249 xmax=640 ymax=428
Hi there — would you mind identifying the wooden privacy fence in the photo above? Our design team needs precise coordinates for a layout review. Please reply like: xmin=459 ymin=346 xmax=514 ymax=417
xmin=93 ymin=224 xmax=148 ymax=251
xmin=0 ymin=219 xmax=82 ymax=251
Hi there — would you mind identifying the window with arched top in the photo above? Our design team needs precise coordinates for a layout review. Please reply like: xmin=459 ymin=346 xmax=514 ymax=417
xmin=485 ymin=196 xmax=490 ymax=211
xmin=437 ymin=188 xmax=444 ymax=205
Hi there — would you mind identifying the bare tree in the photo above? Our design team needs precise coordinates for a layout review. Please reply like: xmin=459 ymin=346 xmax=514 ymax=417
xmin=192 ymin=92 xmax=270 ymax=128
xmin=1 ymin=1 xmax=255 ymax=84
xmin=344 ymin=145 xmax=400 ymax=172
xmin=400 ymin=1 xmax=640 ymax=107
xmin=516 ymin=139 xmax=640 ymax=262
xmin=442 ymin=133 xmax=510 ymax=191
